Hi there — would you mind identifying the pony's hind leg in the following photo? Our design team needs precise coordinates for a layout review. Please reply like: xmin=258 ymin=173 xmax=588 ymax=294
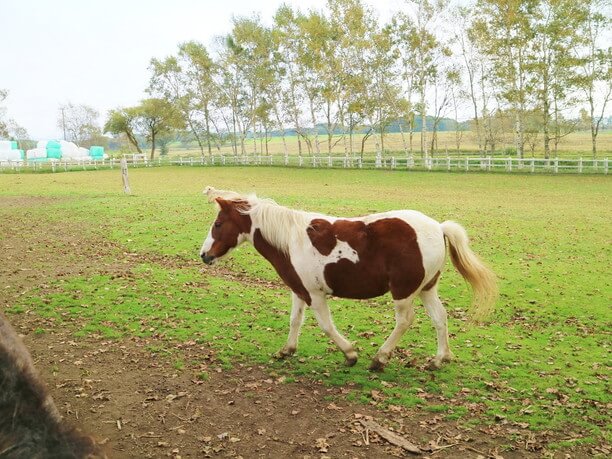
xmin=310 ymin=293 xmax=358 ymax=366
xmin=275 ymin=292 xmax=306 ymax=358
xmin=420 ymin=286 xmax=453 ymax=369
xmin=370 ymin=295 xmax=416 ymax=372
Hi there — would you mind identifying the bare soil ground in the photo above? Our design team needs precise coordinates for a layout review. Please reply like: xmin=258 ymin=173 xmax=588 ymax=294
xmin=0 ymin=197 xmax=594 ymax=458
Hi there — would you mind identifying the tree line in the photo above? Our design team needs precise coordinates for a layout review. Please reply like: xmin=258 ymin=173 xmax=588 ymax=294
xmin=14 ymin=0 xmax=606 ymax=160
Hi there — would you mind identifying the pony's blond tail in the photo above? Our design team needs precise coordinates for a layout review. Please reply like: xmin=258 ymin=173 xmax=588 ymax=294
xmin=441 ymin=221 xmax=498 ymax=321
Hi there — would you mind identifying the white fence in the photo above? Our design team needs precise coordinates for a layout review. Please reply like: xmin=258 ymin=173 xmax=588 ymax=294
xmin=0 ymin=155 xmax=609 ymax=175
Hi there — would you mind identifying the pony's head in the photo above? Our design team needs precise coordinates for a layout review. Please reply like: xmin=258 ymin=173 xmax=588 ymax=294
xmin=200 ymin=187 xmax=252 ymax=265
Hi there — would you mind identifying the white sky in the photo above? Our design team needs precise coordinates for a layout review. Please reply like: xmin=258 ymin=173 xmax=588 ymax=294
xmin=1 ymin=0 xmax=400 ymax=139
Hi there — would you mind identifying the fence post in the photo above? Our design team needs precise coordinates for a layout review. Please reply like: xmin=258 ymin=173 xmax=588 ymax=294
xmin=358 ymin=157 xmax=362 ymax=168
xmin=604 ymin=158 xmax=609 ymax=175
xmin=578 ymin=157 xmax=583 ymax=173
xmin=299 ymin=156 xmax=303 ymax=167
xmin=447 ymin=156 xmax=451 ymax=171
xmin=121 ymin=158 xmax=131 ymax=194
xmin=531 ymin=159 xmax=535 ymax=173
xmin=391 ymin=157 xmax=396 ymax=169
xmin=465 ymin=157 xmax=469 ymax=172
xmin=554 ymin=158 xmax=559 ymax=173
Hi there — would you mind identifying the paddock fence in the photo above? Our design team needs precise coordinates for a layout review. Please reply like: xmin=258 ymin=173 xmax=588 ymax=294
xmin=0 ymin=154 xmax=609 ymax=175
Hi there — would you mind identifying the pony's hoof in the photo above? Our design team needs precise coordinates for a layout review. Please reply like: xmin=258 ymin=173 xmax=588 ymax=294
xmin=273 ymin=347 xmax=295 ymax=360
xmin=345 ymin=356 xmax=358 ymax=367
xmin=368 ymin=359 xmax=385 ymax=372
xmin=426 ymin=353 xmax=453 ymax=370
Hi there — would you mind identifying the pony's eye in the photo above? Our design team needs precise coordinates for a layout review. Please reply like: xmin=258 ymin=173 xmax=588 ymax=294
xmin=214 ymin=221 xmax=222 ymax=228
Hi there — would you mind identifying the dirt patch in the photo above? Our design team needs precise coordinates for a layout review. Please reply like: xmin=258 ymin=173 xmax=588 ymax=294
xmin=0 ymin=197 xmax=596 ymax=458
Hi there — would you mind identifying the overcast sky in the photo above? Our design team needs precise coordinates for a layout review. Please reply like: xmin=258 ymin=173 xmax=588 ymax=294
xmin=1 ymin=0 xmax=401 ymax=139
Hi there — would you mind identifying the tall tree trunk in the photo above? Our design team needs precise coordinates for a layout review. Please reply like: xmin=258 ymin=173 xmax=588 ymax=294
xmin=420 ymin=86 xmax=427 ymax=159
xmin=308 ymin=94 xmax=320 ymax=157
xmin=150 ymin=130 xmax=156 ymax=160
xmin=127 ymin=131 xmax=143 ymax=154
xmin=204 ymin=105 xmax=212 ymax=157
xmin=287 ymin=66 xmax=303 ymax=157
xmin=398 ymin=119 xmax=409 ymax=158
xmin=186 ymin=116 xmax=205 ymax=157
xmin=590 ymin=91 xmax=597 ymax=158
xmin=231 ymin=103 xmax=238 ymax=156
xmin=272 ymin=103 xmax=289 ymax=162
xmin=542 ymin=46 xmax=551 ymax=160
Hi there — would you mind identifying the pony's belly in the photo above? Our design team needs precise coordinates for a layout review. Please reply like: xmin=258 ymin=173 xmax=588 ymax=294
xmin=324 ymin=260 xmax=389 ymax=299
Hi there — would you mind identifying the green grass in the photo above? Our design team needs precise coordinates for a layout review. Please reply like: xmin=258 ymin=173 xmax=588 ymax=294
xmin=1 ymin=166 xmax=610 ymax=446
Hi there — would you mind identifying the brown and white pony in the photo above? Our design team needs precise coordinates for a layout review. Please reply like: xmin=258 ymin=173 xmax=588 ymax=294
xmin=200 ymin=187 xmax=497 ymax=371
xmin=0 ymin=313 xmax=104 ymax=458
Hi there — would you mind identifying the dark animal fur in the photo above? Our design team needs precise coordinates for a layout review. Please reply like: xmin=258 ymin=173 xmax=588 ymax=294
xmin=0 ymin=313 xmax=103 ymax=458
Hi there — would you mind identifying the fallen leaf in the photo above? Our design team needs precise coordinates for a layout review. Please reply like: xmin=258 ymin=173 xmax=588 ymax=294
xmin=315 ymin=437 xmax=329 ymax=453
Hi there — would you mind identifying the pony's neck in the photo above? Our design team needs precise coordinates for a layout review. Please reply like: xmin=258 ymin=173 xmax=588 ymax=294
xmin=246 ymin=199 xmax=311 ymax=255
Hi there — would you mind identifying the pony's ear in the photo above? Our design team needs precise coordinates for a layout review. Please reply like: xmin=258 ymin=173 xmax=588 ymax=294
xmin=215 ymin=197 xmax=233 ymax=211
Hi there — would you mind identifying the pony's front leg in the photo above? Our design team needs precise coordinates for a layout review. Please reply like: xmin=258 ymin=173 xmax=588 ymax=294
xmin=275 ymin=292 xmax=306 ymax=359
xmin=310 ymin=293 xmax=358 ymax=366
xmin=370 ymin=295 xmax=416 ymax=372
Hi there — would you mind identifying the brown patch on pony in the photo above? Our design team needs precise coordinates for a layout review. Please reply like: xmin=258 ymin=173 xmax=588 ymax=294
xmin=306 ymin=219 xmax=337 ymax=255
xmin=253 ymin=229 xmax=312 ymax=305
xmin=422 ymin=271 xmax=441 ymax=291
xmin=308 ymin=218 xmax=425 ymax=300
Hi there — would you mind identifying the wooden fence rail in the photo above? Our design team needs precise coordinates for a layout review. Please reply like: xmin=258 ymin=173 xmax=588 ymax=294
xmin=0 ymin=155 xmax=609 ymax=175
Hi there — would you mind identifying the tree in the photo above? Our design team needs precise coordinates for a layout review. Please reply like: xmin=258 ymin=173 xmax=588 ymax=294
xmin=58 ymin=103 xmax=101 ymax=147
xmin=273 ymin=4 xmax=308 ymax=157
xmin=1 ymin=89 xmax=29 ymax=142
xmin=0 ymin=89 xmax=9 ymax=138
xmin=578 ymin=0 xmax=611 ymax=158
xmin=179 ymin=41 xmax=219 ymax=157
xmin=136 ymin=98 xmax=184 ymax=160
xmin=531 ymin=0 xmax=587 ymax=159
xmin=103 ymin=107 xmax=143 ymax=154
xmin=228 ymin=16 xmax=275 ymax=155
xmin=329 ymin=0 xmax=382 ymax=159
xmin=472 ymin=0 xmax=539 ymax=158
xmin=149 ymin=42 xmax=223 ymax=158
xmin=453 ymin=7 xmax=487 ymax=154
xmin=395 ymin=1 xmax=447 ymax=158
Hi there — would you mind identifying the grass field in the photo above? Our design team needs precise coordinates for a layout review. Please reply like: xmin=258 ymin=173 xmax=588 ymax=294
xmin=168 ymin=129 xmax=612 ymax=159
xmin=1 ymin=167 xmax=610 ymax=452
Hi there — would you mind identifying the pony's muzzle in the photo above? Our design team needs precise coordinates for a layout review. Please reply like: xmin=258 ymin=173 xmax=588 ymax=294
xmin=201 ymin=254 xmax=216 ymax=265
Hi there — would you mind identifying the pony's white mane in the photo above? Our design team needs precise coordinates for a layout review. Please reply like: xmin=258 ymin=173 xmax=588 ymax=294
xmin=204 ymin=186 xmax=318 ymax=254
